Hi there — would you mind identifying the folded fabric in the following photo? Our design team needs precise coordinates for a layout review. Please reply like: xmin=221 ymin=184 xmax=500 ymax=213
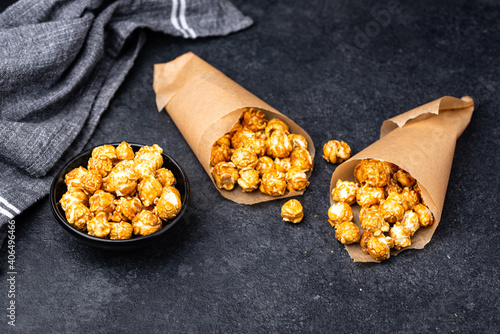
xmin=0 ymin=0 xmax=252 ymax=247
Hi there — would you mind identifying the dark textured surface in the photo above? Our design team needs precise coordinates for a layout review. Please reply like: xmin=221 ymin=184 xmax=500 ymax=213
xmin=1 ymin=0 xmax=499 ymax=332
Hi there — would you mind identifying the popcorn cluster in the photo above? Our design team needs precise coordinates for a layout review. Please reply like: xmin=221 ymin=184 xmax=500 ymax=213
xmin=60 ymin=143 xmax=181 ymax=239
xmin=328 ymin=159 xmax=434 ymax=261
xmin=211 ymin=108 xmax=313 ymax=196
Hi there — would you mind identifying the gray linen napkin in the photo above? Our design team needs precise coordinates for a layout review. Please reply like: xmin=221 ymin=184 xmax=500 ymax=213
xmin=0 ymin=0 xmax=252 ymax=247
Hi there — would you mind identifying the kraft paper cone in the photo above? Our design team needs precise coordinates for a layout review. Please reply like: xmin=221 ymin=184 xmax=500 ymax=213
xmin=330 ymin=96 xmax=475 ymax=262
xmin=153 ymin=52 xmax=315 ymax=204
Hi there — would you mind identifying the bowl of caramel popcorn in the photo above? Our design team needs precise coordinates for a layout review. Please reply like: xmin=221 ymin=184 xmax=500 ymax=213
xmin=50 ymin=142 xmax=190 ymax=250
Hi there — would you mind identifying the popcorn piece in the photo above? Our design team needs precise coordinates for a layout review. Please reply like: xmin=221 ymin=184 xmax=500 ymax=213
xmin=89 ymin=189 xmax=115 ymax=215
xmin=331 ymin=179 xmax=358 ymax=205
xmin=103 ymin=160 xmax=138 ymax=197
xmin=356 ymin=185 xmax=385 ymax=207
xmin=290 ymin=147 xmax=313 ymax=172
xmin=154 ymin=168 xmax=177 ymax=187
xmin=210 ymin=144 xmax=232 ymax=167
xmin=109 ymin=222 xmax=133 ymax=240
xmin=110 ymin=196 xmax=142 ymax=222
xmin=241 ymin=108 xmax=267 ymax=132
xmin=87 ymin=212 xmax=111 ymax=238
xmin=322 ymin=140 xmax=351 ymax=164
xmin=385 ymin=191 xmax=410 ymax=211
xmin=413 ymin=203 xmax=434 ymax=227
xmin=366 ymin=234 xmax=393 ymax=261
xmin=137 ymin=175 xmax=163 ymax=207
xmin=395 ymin=169 xmax=416 ymax=187
xmin=92 ymin=144 xmax=117 ymax=163
xmin=274 ymin=157 xmax=291 ymax=173
xmin=255 ymin=156 xmax=275 ymax=176
xmin=134 ymin=144 xmax=163 ymax=179
xmin=132 ymin=209 xmax=162 ymax=236
xmin=360 ymin=231 xmax=373 ymax=254
xmin=60 ymin=188 xmax=89 ymax=212
xmin=231 ymin=128 xmax=255 ymax=149
xmin=260 ymin=170 xmax=287 ymax=197
xmin=215 ymin=133 xmax=232 ymax=148
xmin=327 ymin=202 xmax=353 ymax=227
xmin=335 ymin=221 xmax=361 ymax=244
xmin=360 ymin=205 xmax=390 ymax=235
xmin=64 ymin=202 xmax=92 ymax=231
xmin=281 ymin=199 xmax=304 ymax=223
xmin=401 ymin=187 xmax=420 ymax=210
xmin=88 ymin=155 xmax=113 ymax=177
xmin=265 ymin=118 xmax=289 ymax=138
xmin=231 ymin=147 xmax=259 ymax=170
xmin=243 ymin=138 xmax=266 ymax=157
xmin=401 ymin=210 xmax=420 ymax=236
xmin=385 ymin=177 xmax=402 ymax=195
xmin=285 ymin=166 xmax=309 ymax=191
xmin=64 ymin=167 xmax=103 ymax=195
xmin=116 ymin=142 xmax=134 ymax=161
xmin=237 ymin=168 xmax=260 ymax=192
xmin=354 ymin=159 xmax=391 ymax=187
xmin=389 ymin=222 xmax=412 ymax=250
xmin=265 ymin=129 xmax=293 ymax=158
xmin=289 ymin=133 xmax=308 ymax=150
xmin=212 ymin=162 xmax=239 ymax=191
xmin=379 ymin=198 xmax=405 ymax=223
xmin=155 ymin=186 xmax=182 ymax=221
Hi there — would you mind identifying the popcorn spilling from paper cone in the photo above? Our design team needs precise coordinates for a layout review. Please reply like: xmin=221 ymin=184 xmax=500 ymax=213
xmin=329 ymin=96 xmax=475 ymax=262
xmin=153 ymin=52 xmax=315 ymax=204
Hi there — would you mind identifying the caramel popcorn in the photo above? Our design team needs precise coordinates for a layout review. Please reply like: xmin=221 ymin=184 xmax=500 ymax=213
xmin=255 ymin=156 xmax=275 ymax=176
xmin=265 ymin=118 xmax=289 ymax=138
xmin=322 ymin=140 xmax=351 ymax=164
xmin=259 ymin=170 xmax=287 ymax=197
xmin=243 ymin=138 xmax=266 ymax=157
xmin=231 ymin=147 xmax=259 ymax=170
xmin=215 ymin=133 xmax=232 ymax=147
xmin=60 ymin=143 xmax=181 ymax=239
xmin=265 ymin=129 xmax=293 ymax=159
xmin=290 ymin=147 xmax=313 ymax=172
xmin=281 ymin=199 xmax=304 ymax=223
xmin=285 ymin=166 xmax=309 ymax=191
xmin=212 ymin=162 xmax=239 ymax=191
xmin=237 ymin=168 xmax=260 ymax=192
xmin=231 ymin=128 xmax=255 ymax=149
xmin=329 ymin=159 xmax=435 ymax=261
xmin=274 ymin=157 xmax=291 ymax=173
xmin=241 ymin=108 xmax=267 ymax=132
xmin=335 ymin=221 xmax=361 ymax=245
xmin=289 ymin=133 xmax=308 ymax=150
xmin=210 ymin=144 xmax=232 ymax=167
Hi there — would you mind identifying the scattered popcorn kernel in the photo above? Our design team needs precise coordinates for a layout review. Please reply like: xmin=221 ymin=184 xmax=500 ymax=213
xmin=154 ymin=168 xmax=177 ymax=187
xmin=389 ymin=222 xmax=412 ymax=250
xmin=401 ymin=210 xmax=420 ymax=236
xmin=413 ymin=203 xmax=434 ymax=227
xmin=116 ymin=142 xmax=134 ymax=161
xmin=331 ymin=179 xmax=358 ymax=205
xmin=137 ymin=175 xmax=163 ymax=207
xmin=88 ymin=155 xmax=113 ymax=177
xmin=231 ymin=128 xmax=255 ymax=149
xmin=110 ymin=221 xmax=133 ymax=240
xmin=265 ymin=118 xmax=289 ymax=138
xmin=327 ymin=202 xmax=353 ymax=227
xmin=379 ymin=198 xmax=405 ymax=223
xmin=155 ymin=186 xmax=182 ymax=221
xmin=89 ymin=189 xmax=115 ymax=215
xmin=92 ymin=144 xmax=118 ymax=163
xmin=255 ymin=156 xmax=275 ymax=176
xmin=87 ymin=212 xmax=111 ymax=238
xmin=356 ymin=185 xmax=385 ymax=207
xmin=289 ymin=133 xmax=308 ymax=150
xmin=335 ymin=221 xmax=361 ymax=245
xmin=285 ymin=166 xmax=309 ymax=191
xmin=290 ymin=147 xmax=313 ymax=172
xmin=395 ymin=169 xmax=416 ymax=187
xmin=366 ymin=234 xmax=393 ymax=261
xmin=281 ymin=199 xmax=304 ymax=223
xmin=210 ymin=144 xmax=232 ymax=167
xmin=110 ymin=196 xmax=142 ymax=222
xmin=265 ymin=129 xmax=293 ymax=159
xmin=322 ymin=140 xmax=351 ymax=164
xmin=260 ymin=170 xmax=287 ymax=197
xmin=354 ymin=159 xmax=391 ymax=187
xmin=241 ymin=108 xmax=267 ymax=132
xmin=64 ymin=202 xmax=92 ymax=231
xmin=237 ymin=168 xmax=260 ymax=192
xmin=132 ymin=209 xmax=162 ymax=236
xmin=212 ymin=162 xmax=239 ymax=191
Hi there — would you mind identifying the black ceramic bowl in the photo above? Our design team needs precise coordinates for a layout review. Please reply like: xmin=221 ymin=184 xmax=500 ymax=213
xmin=50 ymin=143 xmax=190 ymax=251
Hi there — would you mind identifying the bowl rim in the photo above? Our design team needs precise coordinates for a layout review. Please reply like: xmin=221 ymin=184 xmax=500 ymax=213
xmin=49 ymin=142 xmax=191 ymax=246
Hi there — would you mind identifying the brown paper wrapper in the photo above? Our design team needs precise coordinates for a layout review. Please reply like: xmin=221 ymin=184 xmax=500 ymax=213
xmin=330 ymin=96 xmax=475 ymax=262
xmin=153 ymin=52 xmax=315 ymax=204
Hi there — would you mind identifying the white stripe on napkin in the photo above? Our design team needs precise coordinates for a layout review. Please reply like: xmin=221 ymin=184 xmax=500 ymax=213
xmin=0 ymin=196 xmax=20 ymax=215
xmin=179 ymin=0 xmax=197 ymax=38
xmin=171 ymin=0 xmax=188 ymax=38
xmin=0 ymin=207 xmax=14 ymax=219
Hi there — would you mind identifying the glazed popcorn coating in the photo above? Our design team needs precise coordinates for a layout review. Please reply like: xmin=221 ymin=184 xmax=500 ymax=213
xmin=155 ymin=186 xmax=182 ymax=221
xmin=60 ymin=188 xmax=88 ymax=212
xmin=134 ymin=144 xmax=163 ymax=179
xmin=360 ymin=231 xmax=373 ymax=254
xmin=210 ymin=144 xmax=232 ymax=167
xmin=366 ymin=234 xmax=393 ymax=261
xmin=116 ymin=142 xmax=135 ymax=161
xmin=243 ymin=138 xmax=266 ymax=157
xmin=281 ymin=199 xmax=304 ymax=223
xmin=110 ymin=222 xmax=133 ymax=240
xmin=154 ymin=168 xmax=177 ymax=187
xmin=328 ymin=202 xmax=353 ymax=227
xmin=88 ymin=155 xmax=113 ymax=178
xmin=64 ymin=167 xmax=103 ymax=195
xmin=274 ymin=157 xmax=291 ymax=173
xmin=215 ymin=133 xmax=232 ymax=148
xmin=385 ymin=191 xmax=410 ymax=212
xmin=335 ymin=221 xmax=361 ymax=245
xmin=285 ymin=166 xmax=309 ymax=191
xmin=64 ymin=202 xmax=92 ymax=231
xmin=395 ymin=169 xmax=416 ymax=187
xmin=237 ymin=168 xmax=261 ymax=192
xmin=322 ymin=140 xmax=351 ymax=164
xmin=379 ymin=198 xmax=405 ymax=223
xmin=360 ymin=205 xmax=390 ymax=235
xmin=289 ymin=133 xmax=308 ymax=150
xmin=389 ymin=222 xmax=412 ymax=250
xmin=231 ymin=128 xmax=255 ymax=149
xmin=290 ymin=147 xmax=313 ymax=172
xmin=385 ymin=177 xmax=402 ymax=195
xmin=331 ymin=179 xmax=358 ymax=205
xmin=110 ymin=196 xmax=142 ymax=222
xmin=356 ymin=185 xmax=385 ymax=207
xmin=87 ymin=212 xmax=111 ymax=238
xmin=413 ymin=203 xmax=434 ymax=227
xmin=231 ymin=147 xmax=259 ymax=170
xmin=265 ymin=129 xmax=293 ymax=159
xmin=265 ymin=118 xmax=289 ymax=138
xmin=137 ymin=175 xmax=163 ymax=207
xmin=212 ymin=162 xmax=239 ymax=191
xmin=354 ymin=159 xmax=391 ymax=187
xmin=89 ymin=189 xmax=115 ymax=215
xmin=401 ymin=187 xmax=420 ymax=210
xmin=255 ymin=156 xmax=275 ymax=176
xmin=401 ymin=210 xmax=420 ymax=236
xmin=260 ymin=170 xmax=287 ymax=197
xmin=132 ymin=209 xmax=162 ymax=236
xmin=103 ymin=160 xmax=138 ymax=197
xmin=241 ymin=108 xmax=267 ymax=132
xmin=92 ymin=144 xmax=118 ymax=163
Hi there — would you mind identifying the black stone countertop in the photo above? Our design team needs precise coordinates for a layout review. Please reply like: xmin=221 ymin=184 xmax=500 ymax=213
xmin=1 ymin=0 xmax=499 ymax=332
